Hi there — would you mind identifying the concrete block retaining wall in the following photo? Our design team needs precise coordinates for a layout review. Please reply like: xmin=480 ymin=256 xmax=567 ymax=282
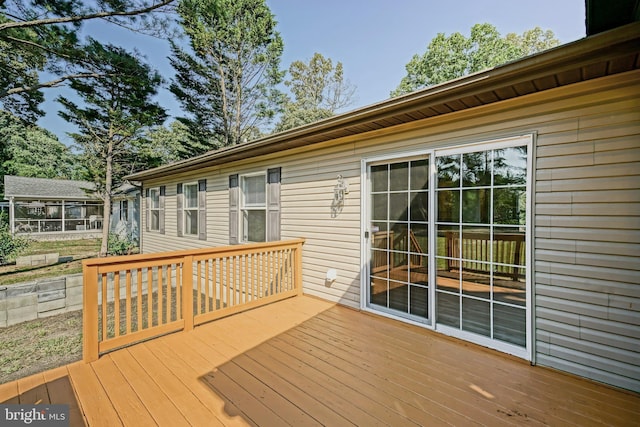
xmin=15 ymin=253 xmax=60 ymax=267
xmin=1 ymin=268 xmax=189 ymax=327
xmin=0 ymin=274 xmax=83 ymax=327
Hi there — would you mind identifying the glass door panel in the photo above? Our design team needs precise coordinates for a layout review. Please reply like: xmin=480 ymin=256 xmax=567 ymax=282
xmin=368 ymin=157 xmax=430 ymax=322
xmin=435 ymin=145 xmax=529 ymax=350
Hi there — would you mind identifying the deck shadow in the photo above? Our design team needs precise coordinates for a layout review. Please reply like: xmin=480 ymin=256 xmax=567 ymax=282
xmin=197 ymin=304 xmax=640 ymax=426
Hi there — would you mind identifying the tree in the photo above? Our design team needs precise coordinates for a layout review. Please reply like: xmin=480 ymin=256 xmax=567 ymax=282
xmin=145 ymin=120 xmax=193 ymax=163
xmin=391 ymin=23 xmax=559 ymax=97
xmin=0 ymin=212 xmax=30 ymax=264
xmin=58 ymin=41 xmax=166 ymax=256
xmin=169 ymin=0 xmax=284 ymax=155
xmin=0 ymin=111 xmax=80 ymax=189
xmin=0 ymin=0 xmax=175 ymax=121
xmin=275 ymin=52 xmax=356 ymax=132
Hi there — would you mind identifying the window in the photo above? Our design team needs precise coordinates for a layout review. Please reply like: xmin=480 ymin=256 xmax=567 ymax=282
xmin=229 ymin=168 xmax=280 ymax=245
xmin=148 ymin=188 xmax=160 ymax=231
xmin=177 ymin=180 xmax=206 ymax=239
xmin=183 ymin=182 xmax=199 ymax=235
xmin=119 ymin=200 xmax=129 ymax=222
xmin=241 ymin=174 xmax=266 ymax=242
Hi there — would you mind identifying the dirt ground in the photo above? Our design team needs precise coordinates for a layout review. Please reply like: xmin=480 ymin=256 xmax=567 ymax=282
xmin=0 ymin=311 xmax=83 ymax=384
xmin=0 ymin=239 xmax=99 ymax=383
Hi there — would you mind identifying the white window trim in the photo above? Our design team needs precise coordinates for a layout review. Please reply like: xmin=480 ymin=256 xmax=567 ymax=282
xmin=240 ymin=172 xmax=267 ymax=243
xmin=183 ymin=181 xmax=199 ymax=236
xmin=148 ymin=187 xmax=160 ymax=232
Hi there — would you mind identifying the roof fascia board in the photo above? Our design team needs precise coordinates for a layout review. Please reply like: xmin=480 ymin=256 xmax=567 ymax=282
xmin=128 ymin=22 xmax=640 ymax=181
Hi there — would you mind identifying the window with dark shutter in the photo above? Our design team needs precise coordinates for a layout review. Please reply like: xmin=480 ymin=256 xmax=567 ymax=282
xmin=159 ymin=185 xmax=166 ymax=234
xmin=145 ymin=188 xmax=150 ymax=231
xmin=183 ymin=182 xmax=198 ymax=236
xmin=148 ymin=187 xmax=160 ymax=231
xmin=176 ymin=183 xmax=183 ymax=237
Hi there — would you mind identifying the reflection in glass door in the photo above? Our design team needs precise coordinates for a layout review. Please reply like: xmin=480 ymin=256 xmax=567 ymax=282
xmin=368 ymin=158 xmax=430 ymax=322
xmin=435 ymin=145 xmax=528 ymax=350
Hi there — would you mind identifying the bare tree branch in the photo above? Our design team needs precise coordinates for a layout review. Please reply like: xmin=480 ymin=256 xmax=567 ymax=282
xmin=3 ymin=35 xmax=77 ymax=62
xmin=0 ymin=0 xmax=176 ymax=32
xmin=2 ymin=72 xmax=108 ymax=97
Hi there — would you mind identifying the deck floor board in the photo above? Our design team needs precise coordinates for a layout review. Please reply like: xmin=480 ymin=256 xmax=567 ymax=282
xmin=67 ymin=361 xmax=123 ymax=426
xmin=301 ymin=307 xmax=563 ymax=425
xmin=90 ymin=355 xmax=158 ymax=427
xmin=309 ymin=304 xmax=612 ymax=426
xmin=108 ymin=349 xmax=191 ymax=426
xmin=1 ymin=296 xmax=638 ymax=426
xmin=290 ymin=314 xmax=519 ymax=425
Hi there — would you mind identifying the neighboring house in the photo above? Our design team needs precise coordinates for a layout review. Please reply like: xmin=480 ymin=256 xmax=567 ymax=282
xmin=127 ymin=23 xmax=640 ymax=392
xmin=3 ymin=175 xmax=103 ymax=239
xmin=110 ymin=182 xmax=141 ymax=243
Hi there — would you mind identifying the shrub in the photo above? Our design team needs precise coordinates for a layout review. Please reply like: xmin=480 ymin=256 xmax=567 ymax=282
xmin=107 ymin=232 xmax=137 ymax=256
xmin=0 ymin=213 xmax=30 ymax=264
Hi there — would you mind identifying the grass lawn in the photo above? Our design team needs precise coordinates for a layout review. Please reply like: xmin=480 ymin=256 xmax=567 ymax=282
xmin=0 ymin=311 xmax=83 ymax=384
xmin=0 ymin=238 xmax=101 ymax=286
xmin=0 ymin=239 xmax=101 ymax=383
xmin=23 ymin=239 xmax=101 ymax=257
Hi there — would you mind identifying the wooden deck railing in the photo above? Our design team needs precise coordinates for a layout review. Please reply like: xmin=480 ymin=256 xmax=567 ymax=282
xmin=445 ymin=231 xmax=525 ymax=280
xmin=82 ymin=239 xmax=304 ymax=362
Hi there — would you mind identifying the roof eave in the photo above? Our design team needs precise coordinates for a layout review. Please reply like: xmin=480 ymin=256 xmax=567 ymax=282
xmin=127 ymin=21 xmax=640 ymax=182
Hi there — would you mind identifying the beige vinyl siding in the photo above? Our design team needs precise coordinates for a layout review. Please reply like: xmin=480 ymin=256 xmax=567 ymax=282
xmin=138 ymin=70 xmax=639 ymax=391
xmin=533 ymin=80 xmax=640 ymax=391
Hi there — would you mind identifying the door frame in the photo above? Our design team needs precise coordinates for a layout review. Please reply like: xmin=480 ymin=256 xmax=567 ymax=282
xmin=360 ymin=135 xmax=534 ymax=360
xmin=360 ymin=148 xmax=436 ymax=329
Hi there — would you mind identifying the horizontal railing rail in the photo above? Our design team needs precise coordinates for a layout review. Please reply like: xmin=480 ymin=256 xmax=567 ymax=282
xmin=83 ymin=239 xmax=304 ymax=362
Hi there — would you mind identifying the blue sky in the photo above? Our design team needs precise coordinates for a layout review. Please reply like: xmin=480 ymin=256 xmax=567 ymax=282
xmin=38 ymin=0 xmax=586 ymax=145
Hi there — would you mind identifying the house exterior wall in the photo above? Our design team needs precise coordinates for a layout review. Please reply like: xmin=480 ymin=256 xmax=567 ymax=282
xmin=111 ymin=193 xmax=141 ymax=242
xmin=139 ymin=70 xmax=640 ymax=391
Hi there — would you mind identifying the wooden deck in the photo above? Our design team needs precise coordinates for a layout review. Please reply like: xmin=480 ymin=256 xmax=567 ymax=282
xmin=1 ymin=296 xmax=638 ymax=426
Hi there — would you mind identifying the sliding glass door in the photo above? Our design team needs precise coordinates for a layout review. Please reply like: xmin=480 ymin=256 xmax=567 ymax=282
xmin=365 ymin=136 xmax=531 ymax=358
xmin=434 ymin=143 xmax=529 ymax=354
xmin=368 ymin=157 xmax=431 ymax=322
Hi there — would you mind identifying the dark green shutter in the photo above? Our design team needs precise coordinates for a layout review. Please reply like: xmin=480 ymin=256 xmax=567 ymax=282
xmin=198 ymin=179 xmax=207 ymax=241
xmin=229 ymin=174 xmax=239 ymax=244
xmin=266 ymin=168 xmax=281 ymax=241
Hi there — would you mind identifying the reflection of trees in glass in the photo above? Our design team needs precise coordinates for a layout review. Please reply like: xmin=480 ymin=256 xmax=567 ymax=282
xmin=494 ymin=188 xmax=526 ymax=225
xmin=437 ymin=155 xmax=460 ymax=188
xmin=437 ymin=146 xmax=527 ymax=225
xmin=462 ymin=189 xmax=490 ymax=224
xmin=463 ymin=152 xmax=491 ymax=186
xmin=461 ymin=147 xmax=527 ymax=186
xmin=437 ymin=190 xmax=459 ymax=223
xmin=494 ymin=146 xmax=527 ymax=185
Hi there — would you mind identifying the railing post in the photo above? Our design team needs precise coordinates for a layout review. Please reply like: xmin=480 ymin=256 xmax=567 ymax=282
xmin=182 ymin=255 xmax=194 ymax=331
xmin=295 ymin=241 xmax=304 ymax=296
xmin=83 ymin=264 xmax=99 ymax=362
